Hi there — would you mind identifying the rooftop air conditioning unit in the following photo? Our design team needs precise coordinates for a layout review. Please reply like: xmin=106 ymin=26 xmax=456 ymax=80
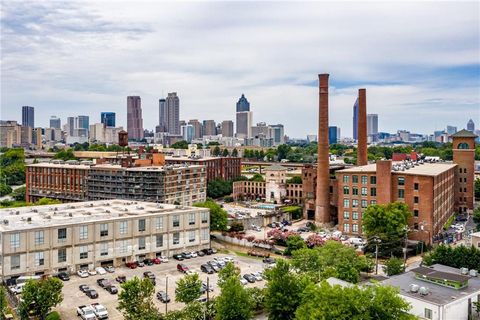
xmin=469 ymin=269 xmax=478 ymax=277
xmin=27 ymin=217 xmax=32 ymax=222
xmin=419 ymin=287 xmax=429 ymax=295
xmin=461 ymin=267 xmax=469 ymax=275
xmin=409 ymin=284 xmax=419 ymax=293
xmin=3 ymin=219 xmax=9 ymax=225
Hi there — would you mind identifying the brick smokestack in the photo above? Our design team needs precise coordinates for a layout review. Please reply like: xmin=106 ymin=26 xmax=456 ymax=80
xmin=316 ymin=74 xmax=330 ymax=223
xmin=357 ymin=88 xmax=368 ymax=166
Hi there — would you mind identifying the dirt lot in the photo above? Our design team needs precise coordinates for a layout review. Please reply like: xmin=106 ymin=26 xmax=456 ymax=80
xmin=56 ymin=253 xmax=267 ymax=319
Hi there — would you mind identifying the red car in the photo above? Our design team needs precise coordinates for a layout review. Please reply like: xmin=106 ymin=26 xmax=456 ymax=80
xmin=126 ymin=261 xmax=138 ymax=269
xmin=153 ymin=258 xmax=161 ymax=265
xmin=177 ymin=263 xmax=189 ymax=273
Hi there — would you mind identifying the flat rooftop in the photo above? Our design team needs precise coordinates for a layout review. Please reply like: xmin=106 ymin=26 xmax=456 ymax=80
xmin=91 ymin=164 xmax=205 ymax=171
xmin=337 ymin=162 xmax=457 ymax=176
xmin=165 ymin=156 xmax=221 ymax=161
xmin=0 ymin=200 xmax=207 ymax=232
xmin=381 ymin=264 xmax=480 ymax=305
xmin=27 ymin=161 xmax=92 ymax=169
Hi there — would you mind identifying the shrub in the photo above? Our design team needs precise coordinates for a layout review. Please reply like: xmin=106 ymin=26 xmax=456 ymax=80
xmin=0 ymin=184 xmax=12 ymax=197
xmin=46 ymin=311 xmax=61 ymax=320
xmin=383 ymin=257 xmax=404 ymax=276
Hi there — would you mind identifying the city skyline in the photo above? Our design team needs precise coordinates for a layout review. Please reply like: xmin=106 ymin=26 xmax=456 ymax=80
xmin=1 ymin=2 xmax=479 ymax=138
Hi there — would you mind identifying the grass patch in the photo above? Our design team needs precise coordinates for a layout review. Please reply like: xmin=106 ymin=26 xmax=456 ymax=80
xmin=443 ymin=214 xmax=456 ymax=230
xmin=234 ymin=251 xmax=263 ymax=260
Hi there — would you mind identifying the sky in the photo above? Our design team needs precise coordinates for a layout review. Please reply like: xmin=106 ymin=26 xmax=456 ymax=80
xmin=1 ymin=1 xmax=479 ymax=138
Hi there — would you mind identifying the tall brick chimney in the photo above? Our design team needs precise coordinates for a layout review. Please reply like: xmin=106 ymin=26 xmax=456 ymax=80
xmin=357 ymin=88 xmax=368 ymax=166
xmin=316 ymin=74 xmax=330 ymax=223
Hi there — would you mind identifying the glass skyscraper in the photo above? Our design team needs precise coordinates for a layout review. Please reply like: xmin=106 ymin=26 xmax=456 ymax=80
xmin=352 ymin=98 xmax=358 ymax=140
xmin=236 ymin=94 xmax=250 ymax=112
xmin=22 ymin=106 xmax=34 ymax=128
xmin=101 ymin=112 xmax=116 ymax=127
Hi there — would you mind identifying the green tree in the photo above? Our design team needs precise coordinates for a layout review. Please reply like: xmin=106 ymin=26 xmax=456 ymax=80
xmin=383 ymin=257 xmax=404 ymax=276
xmin=0 ymin=285 xmax=7 ymax=316
xmin=19 ymin=278 xmax=63 ymax=320
xmin=284 ymin=235 xmax=306 ymax=256
xmin=423 ymin=244 xmax=480 ymax=270
xmin=53 ymin=149 xmax=76 ymax=161
xmin=171 ymin=140 xmax=189 ymax=149
xmin=247 ymin=287 xmax=265 ymax=312
xmin=118 ymin=277 xmax=159 ymax=320
xmin=194 ymin=199 xmax=228 ymax=231
xmin=264 ymin=260 xmax=307 ymax=320
xmin=206 ymin=179 xmax=232 ymax=199
xmin=286 ymin=176 xmax=302 ymax=184
xmin=222 ymin=149 xmax=230 ymax=157
xmin=249 ymin=173 xmax=264 ymax=182
xmin=36 ymin=198 xmax=62 ymax=205
xmin=12 ymin=186 xmax=26 ymax=201
xmin=0 ymin=184 xmax=12 ymax=196
xmin=229 ymin=221 xmax=244 ymax=232
xmin=175 ymin=273 xmax=202 ymax=304
xmin=363 ymin=202 xmax=412 ymax=256
xmin=231 ymin=148 xmax=238 ymax=157
xmin=213 ymin=146 xmax=221 ymax=156
xmin=276 ymin=144 xmax=291 ymax=160
xmin=0 ymin=148 xmax=26 ymax=185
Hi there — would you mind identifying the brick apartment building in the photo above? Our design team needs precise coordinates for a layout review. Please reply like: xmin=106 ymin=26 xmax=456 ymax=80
xmin=165 ymin=156 xmax=241 ymax=182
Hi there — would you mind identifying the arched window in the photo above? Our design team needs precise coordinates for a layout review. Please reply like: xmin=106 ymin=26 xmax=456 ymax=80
xmin=457 ymin=142 xmax=469 ymax=149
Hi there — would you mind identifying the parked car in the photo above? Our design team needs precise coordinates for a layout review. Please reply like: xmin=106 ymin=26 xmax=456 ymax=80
xmin=201 ymin=248 xmax=213 ymax=255
xmin=79 ymin=285 xmax=90 ymax=293
xmin=223 ymin=256 xmax=234 ymax=263
xmin=190 ymin=251 xmax=198 ymax=258
xmin=207 ymin=261 xmax=220 ymax=272
xmin=91 ymin=303 xmax=109 ymax=320
xmin=77 ymin=269 xmax=89 ymax=278
xmin=296 ymin=227 xmax=309 ymax=233
xmin=105 ymin=266 xmax=115 ymax=273
xmin=197 ymin=250 xmax=205 ymax=257
xmin=240 ymin=278 xmax=248 ymax=286
xmin=181 ymin=252 xmax=192 ymax=259
xmin=243 ymin=274 xmax=256 ymax=283
xmin=211 ymin=248 xmax=217 ymax=254
xmin=201 ymin=264 xmax=214 ymax=274
xmin=177 ymin=263 xmax=189 ymax=273
xmin=159 ymin=256 xmax=169 ymax=263
xmin=86 ymin=289 xmax=99 ymax=299
xmin=143 ymin=271 xmax=156 ymax=285
xmin=144 ymin=258 xmax=154 ymax=266
xmin=115 ymin=275 xmax=127 ymax=283
xmin=173 ymin=254 xmax=184 ymax=261
xmin=349 ymin=237 xmax=365 ymax=246
xmin=55 ymin=272 xmax=70 ymax=281
xmin=97 ymin=278 xmax=108 ymax=288
xmin=152 ymin=258 xmax=161 ymax=264
xmin=252 ymin=272 xmax=263 ymax=281
xmin=106 ymin=285 xmax=118 ymax=294
xmin=77 ymin=305 xmax=96 ymax=320
xmin=88 ymin=269 xmax=97 ymax=276
xmin=95 ymin=267 xmax=107 ymax=275
xmin=137 ymin=261 xmax=145 ymax=267
xmin=126 ymin=261 xmax=138 ymax=269
xmin=156 ymin=291 xmax=171 ymax=303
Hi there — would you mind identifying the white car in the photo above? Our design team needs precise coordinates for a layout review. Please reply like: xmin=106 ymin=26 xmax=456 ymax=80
xmin=77 ymin=269 xmax=89 ymax=278
xmin=349 ymin=237 xmax=365 ymax=246
xmin=252 ymin=272 xmax=263 ymax=281
xmin=223 ymin=256 xmax=234 ymax=263
xmin=88 ymin=269 xmax=97 ymax=276
xmin=240 ymin=278 xmax=248 ymax=286
xmin=159 ymin=256 xmax=169 ymax=263
xmin=95 ymin=267 xmax=107 ymax=275
xmin=190 ymin=251 xmax=198 ymax=258
xmin=91 ymin=303 xmax=109 ymax=320
xmin=10 ymin=283 xmax=25 ymax=294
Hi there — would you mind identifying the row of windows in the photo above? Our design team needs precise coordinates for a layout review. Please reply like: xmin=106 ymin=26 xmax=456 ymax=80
xmin=397 ymin=190 xmax=420 ymax=203
xmin=343 ymin=223 xmax=359 ymax=233
xmin=9 ymin=214 xmax=209 ymax=249
xmin=343 ymin=187 xmax=377 ymax=196
xmin=343 ymin=199 xmax=376 ymax=208
xmin=342 ymin=175 xmax=376 ymax=185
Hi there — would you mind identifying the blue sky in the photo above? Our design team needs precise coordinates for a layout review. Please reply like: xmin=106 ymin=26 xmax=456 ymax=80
xmin=1 ymin=1 xmax=479 ymax=138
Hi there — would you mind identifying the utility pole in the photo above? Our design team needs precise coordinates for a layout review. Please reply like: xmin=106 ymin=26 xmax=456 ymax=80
xmin=165 ymin=276 xmax=168 ymax=314
xmin=206 ymin=276 xmax=210 ymax=320
xmin=373 ymin=237 xmax=381 ymax=275
xmin=403 ymin=227 xmax=409 ymax=271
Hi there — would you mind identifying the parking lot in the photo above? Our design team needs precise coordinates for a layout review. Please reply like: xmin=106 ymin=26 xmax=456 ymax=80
xmin=56 ymin=253 xmax=267 ymax=319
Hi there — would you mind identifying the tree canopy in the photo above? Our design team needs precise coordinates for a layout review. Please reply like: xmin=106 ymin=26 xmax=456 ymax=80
xmin=423 ymin=244 xmax=480 ymax=270
xmin=207 ymin=179 xmax=232 ymax=199
xmin=118 ymin=277 xmax=160 ymax=320
xmin=0 ymin=148 xmax=25 ymax=185
xmin=19 ymin=278 xmax=63 ymax=320
xmin=175 ymin=273 xmax=202 ymax=304
xmin=170 ymin=140 xmax=189 ymax=149
xmin=193 ymin=199 xmax=228 ymax=231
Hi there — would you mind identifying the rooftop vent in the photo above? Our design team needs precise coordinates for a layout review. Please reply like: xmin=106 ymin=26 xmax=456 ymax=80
xmin=105 ymin=210 xmax=110 ymax=213
xmin=68 ymin=213 xmax=73 ymax=217
xmin=136 ymin=206 xmax=144 ymax=210
xmin=15 ymin=211 xmax=20 ymax=215
xmin=469 ymin=270 xmax=478 ymax=277
xmin=461 ymin=268 xmax=469 ymax=275
xmin=27 ymin=217 xmax=32 ymax=222
xmin=419 ymin=287 xmax=429 ymax=296
xmin=410 ymin=284 xmax=420 ymax=293
xmin=3 ymin=219 xmax=9 ymax=225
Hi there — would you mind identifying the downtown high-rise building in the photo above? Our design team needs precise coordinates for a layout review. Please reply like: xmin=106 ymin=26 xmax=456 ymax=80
xmin=158 ymin=98 xmax=167 ymax=133
xmin=446 ymin=125 xmax=457 ymax=136
xmin=221 ymin=120 xmax=234 ymax=137
xmin=188 ymin=119 xmax=203 ymax=139
xmin=467 ymin=119 xmax=475 ymax=132
xmin=181 ymin=124 xmax=194 ymax=143
xmin=236 ymin=111 xmax=252 ymax=139
xmin=202 ymin=120 xmax=216 ymax=136
xmin=163 ymin=93 xmax=180 ymax=135
xmin=49 ymin=116 xmax=61 ymax=129
xmin=328 ymin=126 xmax=338 ymax=145
xmin=367 ymin=114 xmax=378 ymax=136
xmin=22 ymin=106 xmax=34 ymax=128
xmin=67 ymin=117 xmax=75 ymax=136
xmin=236 ymin=94 xmax=250 ymax=112
xmin=101 ymin=112 xmax=116 ymax=127
xmin=127 ymin=96 xmax=144 ymax=140
xmin=77 ymin=115 xmax=89 ymax=130
xmin=352 ymin=98 xmax=358 ymax=140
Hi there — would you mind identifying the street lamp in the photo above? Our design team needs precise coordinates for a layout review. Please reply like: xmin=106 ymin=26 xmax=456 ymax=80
xmin=419 ymin=221 xmax=430 ymax=257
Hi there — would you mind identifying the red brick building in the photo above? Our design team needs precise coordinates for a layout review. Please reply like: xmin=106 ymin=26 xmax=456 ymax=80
xmin=452 ymin=130 xmax=477 ymax=213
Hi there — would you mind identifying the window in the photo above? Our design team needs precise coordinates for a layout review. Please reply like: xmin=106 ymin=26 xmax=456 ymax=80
xmin=370 ymin=200 xmax=377 ymax=205
xmin=11 ymin=255 xmax=20 ymax=270
xmin=361 ymin=187 xmax=367 ymax=196
xmin=361 ymin=176 xmax=368 ymax=185
xmin=414 ymin=196 xmax=419 ymax=204
xmin=79 ymin=246 xmax=88 ymax=259
xmin=34 ymin=231 xmax=44 ymax=245
xmin=343 ymin=224 xmax=350 ymax=233
xmin=424 ymin=308 xmax=432 ymax=319
xmin=343 ymin=199 xmax=350 ymax=208
xmin=352 ymin=224 xmax=358 ymax=233
xmin=361 ymin=200 xmax=368 ymax=208
xmin=352 ymin=175 xmax=358 ymax=183
xmin=155 ymin=217 xmax=163 ymax=229
xmin=188 ymin=213 xmax=195 ymax=225
xmin=119 ymin=221 xmax=127 ymax=235
xmin=173 ymin=232 xmax=180 ymax=245
xmin=352 ymin=187 xmax=358 ymax=195
xmin=398 ymin=177 xmax=405 ymax=186
xmin=173 ymin=215 xmax=180 ymax=227
xmin=202 ymin=228 xmax=209 ymax=241
xmin=352 ymin=212 xmax=358 ymax=220
xmin=370 ymin=176 xmax=376 ymax=184
xmin=79 ymin=225 xmax=88 ymax=240
xmin=398 ymin=189 xmax=405 ymax=198
xmin=414 ymin=183 xmax=419 ymax=190
xmin=189 ymin=231 xmax=195 ymax=242
xmin=58 ymin=248 xmax=66 ymax=263
xmin=58 ymin=228 xmax=67 ymax=241
xmin=343 ymin=175 xmax=349 ymax=183
xmin=119 ymin=240 xmax=128 ymax=254
xmin=343 ymin=186 xmax=350 ymax=195
xmin=138 ymin=237 xmax=146 ymax=250
xmin=343 ymin=211 xmax=350 ymax=219
xmin=156 ymin=235 xmax=163 ymax=247
xmin=10 ymin=233 xmax=20 ymax=249
xmin=100 ymin=242 xmax=108 ymax=256
xmin=100 ymin=224 xmax=108 ymax=237
xmin=414 ymin=210 xmax=419 ymax=217
xmin=201 ymin=212 xmax=208 ymax=223
xmin=138 ymin=219 xmax=146 ymax=232
xmin=352 ymin=199 xmax=358 ymax=208
xmin=34 ymin=252 xmax=44 ymax=266
xmin=370 ymin=188 xmax=377 ymax=196
xmin=414 ymin=223 xmax=419 ymax=230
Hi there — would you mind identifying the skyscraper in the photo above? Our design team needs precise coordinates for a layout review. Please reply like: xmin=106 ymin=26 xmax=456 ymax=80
xmin=181 ymin=124 xmax=194 ymax=143
xmin=127 ymin=96 xmax=144 ymax=140
xmin=446 ymin=125 xmax=457 ymax=136
xmin=221 ymin=120 xmax=234 ymax=137
xmin=236 ymin=111 xmax=252 ymax=139
xmin=22 ymin=106 xmax=34 ymax=128
xmin=165 ymin=93 xmax=180 ymax=135
xmin=467 ymin=119 xmax=475 ymax=132
xmin=101 ymin=112 xmax=116 ymax=127
xmin=77 ymin=116 xmax=89 ymax=130
xmin=367 ymin=114 xmax=378 ymax=136
xmin=202 ymin=120 xmax=216 ymax=136
xmin=236 ymin=94 xmax=250 ymax=112
xmin=67 ymin=117 xmax=75 ymax=136
xmin=268 ymin=124 xmax=285 ymax=146
xmin=328 ymin=126 xmax=338 ymax=145
xmin=49 ymin=116 xmax=61 ymax=129
xmin=158 ymin=98 xmax=167 ymax=132
xmin=188 ymin=119 xmax=203 ymax=139
xmin=352 ymin=99 xmax=358 ymax=140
